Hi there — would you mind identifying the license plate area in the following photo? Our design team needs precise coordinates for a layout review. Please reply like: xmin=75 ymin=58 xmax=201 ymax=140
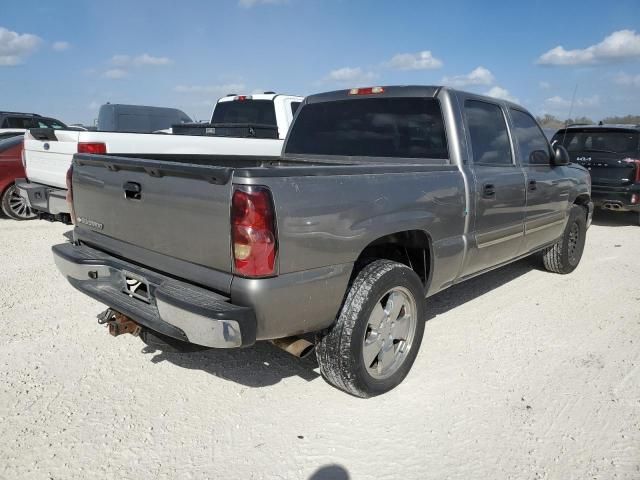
xmin=121 ymin=271 xmax=151 ymax=303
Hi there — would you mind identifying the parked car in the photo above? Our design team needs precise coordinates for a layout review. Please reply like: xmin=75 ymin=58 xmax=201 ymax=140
xmin=16 ymin=93 xmax=303 ymax=223
xmin=0 ymin=136 xmax=36 ymax=220
xmin=0 ymin=111 xmax=68 ymax=140
xmin=552 ymin=124 xmax=640 ymax=225
xmin=97 ymin=103 xmax=192 ymax=133
xmin=52 ymin=85 xmax=592 ymax=397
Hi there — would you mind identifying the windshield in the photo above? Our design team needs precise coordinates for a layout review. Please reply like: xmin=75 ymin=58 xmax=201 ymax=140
xmin=211 ymin=100 xmax=277 ymax=126
xmin=553 ymin=129 xmax=639 ymax=154
xmin=285 ymin=97 xmax=448 ymax=159
xmin=39 ymin=118 xmax=67 ymax=129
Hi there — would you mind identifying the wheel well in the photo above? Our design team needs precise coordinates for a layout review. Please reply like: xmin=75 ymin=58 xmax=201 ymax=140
xmin=574 ymin=194 xmax=591 ymax=218
xmin=354 ymin=230 xmax=432 ymax=288
xmin=574 ymin=194 xmax=590 ymax=207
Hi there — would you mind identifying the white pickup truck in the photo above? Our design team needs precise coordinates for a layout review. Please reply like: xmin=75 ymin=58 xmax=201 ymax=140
xmin=17 ymin=93 xmax=302 ymax=222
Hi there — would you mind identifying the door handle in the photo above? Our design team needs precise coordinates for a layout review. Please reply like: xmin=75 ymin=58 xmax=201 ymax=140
xmin=123 ymin=181 xmax=141 ymax=200
xmin=482 ymin=183 xmax=496 ymax=198
xmin=528 ymin=180 xmax=537 ymax=191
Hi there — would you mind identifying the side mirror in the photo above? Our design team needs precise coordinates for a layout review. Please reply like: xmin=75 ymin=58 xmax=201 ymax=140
xmin=551 ymin=144 xmax=570 ymax=166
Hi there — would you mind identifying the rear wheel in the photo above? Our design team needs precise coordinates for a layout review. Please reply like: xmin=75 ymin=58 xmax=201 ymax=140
xmin=315 ymin=259 xmax=426 ymax=398
xmin=1 ymin=184 xmax=37 ymax=220
xmin=541 ymin=204 xmax=586 ymax=274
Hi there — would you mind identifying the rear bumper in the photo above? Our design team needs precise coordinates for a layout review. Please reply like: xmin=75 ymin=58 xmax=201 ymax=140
xmin=591 ymin=184 xmax=640 ymax=212
xmin=52 ymin=242 xmax=256 ymax=348
xmin=15 ymin=179 xmax=71 ymax=219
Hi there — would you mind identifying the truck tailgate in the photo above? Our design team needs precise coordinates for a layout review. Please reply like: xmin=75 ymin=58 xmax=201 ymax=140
xmin=25 ymin=129 xmax=81 ymax=188
xmin=72 ymin=155 xmax=234 ymax=277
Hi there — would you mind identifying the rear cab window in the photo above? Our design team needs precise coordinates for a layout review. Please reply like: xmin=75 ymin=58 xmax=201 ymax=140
xmin=553 ymin=129 xmax=640 ymax=154
xmin=284 ymin=97 xmax=449 ymax=160
xmin=212 ymin=100 xmax=277 ymax=127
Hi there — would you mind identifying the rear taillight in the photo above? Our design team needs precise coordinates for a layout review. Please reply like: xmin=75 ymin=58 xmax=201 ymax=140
xmin=231 ymin=185 xmax=277 ymax=278
xmin=234 ymin=95 xmax=251 ymax=101
xmin=77 ymin=142 xmax=107 ymax=154
xmin=65 ymin=165 xmax=76 ymax=224
xmin=634 ymin=160 xmax=640 ymax=184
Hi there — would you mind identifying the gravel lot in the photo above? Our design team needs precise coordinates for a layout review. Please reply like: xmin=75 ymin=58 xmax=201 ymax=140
xmin=1 ymin=212 xmax=638 ymax=480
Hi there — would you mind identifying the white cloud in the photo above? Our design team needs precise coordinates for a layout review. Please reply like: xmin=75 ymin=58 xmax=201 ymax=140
xmin=111 ymin=53 xmax=172 ymax=67
xmin=52 ymin=41 xmax=70 ymax=52
xmin=543 ymin=95 xmax=600 ymax=109
xmin=387 ymin=50 xmax=442 ymax=70
xmin=323 ymin=67 xmax=378 ymax=84
xmin=484 ymin=86 xmax=519 ymax=103
xmin=614 ymin=72 xmax=640 ymax=87
xmin=104 ymin=68 xmax=127 ymax=79
xmin=442 ymin=66 xmax=494 ymax=87
xmin=0 ymin=27 xmax=41 ymax=66
xmin=239 ymin=0 xmax=287 ymax=7
xmin=134 ymin=53 xmax=171 ymax=66
xmin=174 ymin=83 xmax=247 ymax=95
xmin=539 ymin=81 xmax=551 ymax=89
xmin=537 ymin=29 xmax=640 ymax=66
xmin=103 ymin=53 xmax=171 ymax=79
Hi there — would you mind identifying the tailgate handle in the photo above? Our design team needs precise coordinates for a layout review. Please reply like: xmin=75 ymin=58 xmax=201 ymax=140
xmin=123 ymin=181 xmax=142 ymax=200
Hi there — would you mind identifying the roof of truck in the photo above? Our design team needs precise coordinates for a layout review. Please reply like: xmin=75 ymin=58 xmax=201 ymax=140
xmin=217 ymin=93 xmax=303 ymax=103
xmin=304 ymin=85 xmax=523 ymax=109
xmin=0 ymin=111 xmax=42 ymax=118
xmin=559 ymin=123 xmax=640 ymax=131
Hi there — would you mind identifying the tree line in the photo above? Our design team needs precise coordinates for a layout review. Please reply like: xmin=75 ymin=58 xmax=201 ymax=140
xmin=536 ymin=114 xmax=640 ymax=129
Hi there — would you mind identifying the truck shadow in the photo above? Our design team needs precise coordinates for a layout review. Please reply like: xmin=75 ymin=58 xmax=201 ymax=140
xmin=590 ymin=209 xmax=638 ymax=227
xmin=139 ymin=258 xmax=536 ymax=389
xmin=427 ymin=258 xmax=534 ymax=319
xmin=139 ymin=335 xmax=322 ymax=388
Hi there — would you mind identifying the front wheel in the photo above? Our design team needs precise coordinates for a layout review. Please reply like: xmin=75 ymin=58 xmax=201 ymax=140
xmin=1 ymin=184 xmax=37 ymax=220
xmin=540 ymin=204 xmax=587 ymax=274
xmin=315 ymin=259 xmax=426 ymax=398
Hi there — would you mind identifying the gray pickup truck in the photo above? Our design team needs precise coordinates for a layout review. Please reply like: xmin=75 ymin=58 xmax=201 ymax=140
xmin=53 ymin=86 xmax=592 ymax=397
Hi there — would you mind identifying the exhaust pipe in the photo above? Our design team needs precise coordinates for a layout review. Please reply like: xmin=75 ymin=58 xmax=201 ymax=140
xmin=603 ymin=202 xmax=623 ymax=211
xmin=270 ymin=336 xmax=315 ymax=358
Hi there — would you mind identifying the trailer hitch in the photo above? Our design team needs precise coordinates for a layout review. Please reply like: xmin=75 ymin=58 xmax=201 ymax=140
xmin=97 ymin=308 xmax=142 ymax=337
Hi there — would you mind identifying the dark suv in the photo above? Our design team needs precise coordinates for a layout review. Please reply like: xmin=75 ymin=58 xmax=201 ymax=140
xmin=553 ymin=125 xmax=640 ymax=225
xmin=0 ymin=111 xmax=68 ymax=140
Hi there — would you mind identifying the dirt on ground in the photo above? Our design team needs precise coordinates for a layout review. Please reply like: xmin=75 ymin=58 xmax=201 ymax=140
xmin=1 ymin=211 xmax=638 ymax=480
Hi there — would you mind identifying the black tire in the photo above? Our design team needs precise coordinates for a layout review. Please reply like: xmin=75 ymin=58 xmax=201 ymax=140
xmin=541 ymin=204 xmax=587 ymax=274
xmin=1 ymin=184 xmax=37 ymax=220
xmin=315 ymin=259 xmax=426 ymax=398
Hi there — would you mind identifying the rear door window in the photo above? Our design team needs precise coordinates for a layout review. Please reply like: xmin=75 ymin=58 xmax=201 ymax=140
xmin=464 ymin=100 xmax=512 ymax=166
xmin=285 ymin=97 xmax=448 ymax=159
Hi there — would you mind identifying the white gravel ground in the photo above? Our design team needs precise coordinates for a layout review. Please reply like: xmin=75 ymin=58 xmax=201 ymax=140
xmin=1 ymin=212 xmax=639 ymax=480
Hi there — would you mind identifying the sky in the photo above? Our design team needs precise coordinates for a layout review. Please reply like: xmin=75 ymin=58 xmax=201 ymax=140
xmin=1 ymin=0 xmax=640 ymax=125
